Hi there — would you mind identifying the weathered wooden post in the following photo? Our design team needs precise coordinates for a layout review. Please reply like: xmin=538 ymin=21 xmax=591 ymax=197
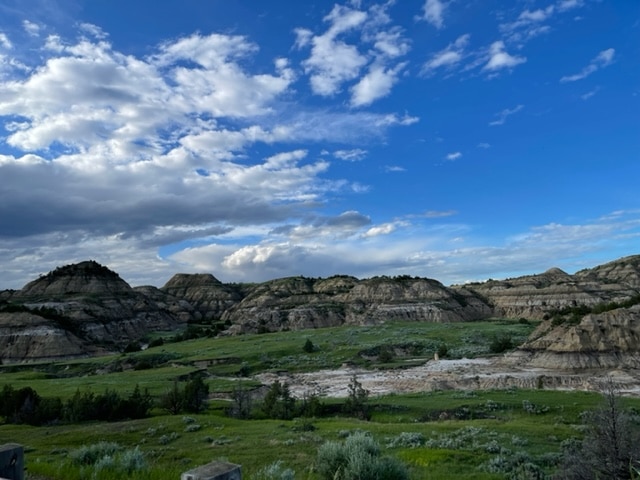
xmin=0 ymin=444 xmax=24 ymax=480
xmin=181 ymin=461 xmax=241 ymax=480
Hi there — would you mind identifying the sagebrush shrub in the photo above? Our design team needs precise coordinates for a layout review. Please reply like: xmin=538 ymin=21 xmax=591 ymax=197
xmin=315 ymin=431 xmax=408 ymax=480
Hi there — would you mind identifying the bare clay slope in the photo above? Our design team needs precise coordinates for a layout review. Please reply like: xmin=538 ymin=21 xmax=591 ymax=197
xmin=220 ymin=275 xmax=492 ymax=334
xmin=0 ymin=261 xmax=185 ymax=363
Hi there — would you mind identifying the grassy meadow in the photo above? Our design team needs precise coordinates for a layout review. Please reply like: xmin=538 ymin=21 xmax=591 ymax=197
xmin=1 ymin=319 xmax=636 ymax=479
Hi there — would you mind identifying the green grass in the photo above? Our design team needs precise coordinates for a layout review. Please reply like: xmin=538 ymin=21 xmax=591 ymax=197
xmin=0 ymin=319 xmax=537 ymax=398
xmin=4 ymin=387 xmax=633 ymax=479
xmin=2 ymin=319 xmax=634 ymax=479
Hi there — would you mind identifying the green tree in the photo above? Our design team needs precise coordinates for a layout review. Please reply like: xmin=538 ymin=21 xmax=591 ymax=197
xmin=344 ymin=375 xmax=370 ymax=420
xmin=227 ymin=382 xmax=253 ymax=419
xmin=262 ymin=381 xmax=296 ymax=420
xmin=183 ymin=376 xmax=210 ymax=413
xmin=303 ymin=338 xmax=315 ymax=353
xmin=557 ymin=379 xmax=640 ymax=479
xmin=160 ymin=381 xmax=184 ymax=415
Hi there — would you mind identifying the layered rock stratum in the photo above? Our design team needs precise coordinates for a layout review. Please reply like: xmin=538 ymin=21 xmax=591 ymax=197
xmin=1 ymin=255 xmax=639 ymax=366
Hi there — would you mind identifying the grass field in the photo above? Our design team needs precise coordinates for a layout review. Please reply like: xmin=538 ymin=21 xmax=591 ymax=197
xmin=1 ymin=319 xmax=636 ymax=479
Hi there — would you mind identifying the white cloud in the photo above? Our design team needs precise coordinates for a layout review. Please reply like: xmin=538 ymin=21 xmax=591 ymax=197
xmin=362 ymin=222 xmax=397 ymax=237
xmin=350 ymin=62 xmax=406 ymax=107
xmin=499 ymin=1 xmax=585 ymax=44
xmin=0 ymin=21 xmax=420 ymax=288
xmin=557 ymin=0 xmax=584 ymax=12
xmin=489 ymin=104 xmax=524 ymax=126
xmin=23 ymin=20 xmax=41 ymax=37
xmin=446 ymin=151 xmax=462 ymax=161
xmin=297 ymin=2 xmax=409 ymax=105
xmin=477 ymin=142 xmax=491 ymax=149
xmin=334 ymin=149 xmax=368 ymax=161
xmin=425 ymin=210 xmax=457 ymax=218
xmin=421 ymin=34 xmax=470 ymax=75
xmin=483 ymin=41 xmax=526 ymax=71
xmin=300 ymin=4 xmax=368 ymax=96
xmin=421 ymin=0 xmax=448 ymax=29
xmin=581 ymin=87 xmax=600 ymax=100
xmin=78 ymin=22 xmax=108 ymax=39
xmin=518 ymin=6 xmax=555 ymax=23
xmin=0 ymin=33 xmax=12 ymax=50
xmin=560 ymin=48 xmax=615 ymax=82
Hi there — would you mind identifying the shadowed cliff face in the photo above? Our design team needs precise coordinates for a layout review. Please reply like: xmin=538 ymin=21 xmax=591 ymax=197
xmin=0 ymin=255 xmax=639 ymax=366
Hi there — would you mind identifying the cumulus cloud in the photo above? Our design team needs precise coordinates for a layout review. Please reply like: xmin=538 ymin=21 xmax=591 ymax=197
xmin=483 ymin=41 xmax=526 ymax=71
xmin=489 ymin=104 xmax=524 ymax=126
xmin=350 ymin=62 xmax=406 ymax=107
xmin=296 ymin=2 xmax=409 ymax=105
xmin=446 ymin=151 xmax=462 ymax=161
xmin=421 ymin=0 xmax=448 ymax=29
xmin=0 ymin=18 xmax=420 ymax=288
xmin=560 ymin=48 xmax=615 ymax=82
xmin=298 ymin=4 xmax=368 ymax=96
xmin=163 ymin=210 xmax=640 ymax=285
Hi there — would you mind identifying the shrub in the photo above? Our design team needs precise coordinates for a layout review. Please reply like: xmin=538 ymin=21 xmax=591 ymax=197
xmin=386 ymin=432 xmax=426 ymax=449
xmin=254 ymin=460 xmax=295 ymax=480
xmin=557 ymin=379 xmax=640 ymax=479
xmin=303 ymin=338 xmax=315 ymax=353
xmin=70 ymin=442 xmax=121 ymax=465
xmin=316 ymin=432 xmax=408 ymax=480
xmin=489 ymin=334 xmax=514 ymax=353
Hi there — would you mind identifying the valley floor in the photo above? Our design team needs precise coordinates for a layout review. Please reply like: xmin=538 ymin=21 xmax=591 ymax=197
xmin=257 ymin=356 xmax=640 ymax=398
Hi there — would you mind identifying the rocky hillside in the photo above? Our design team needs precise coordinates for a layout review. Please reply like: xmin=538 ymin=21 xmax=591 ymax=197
xmin=0 ymin=261 xmax=185 ymax=363
xmin=219 ymin=275 xmax=492 ymax=334
xmin=462 ymin=256 xmax=640 ymax=319
xmin=1 ymin=255 xmax=639 ymax=365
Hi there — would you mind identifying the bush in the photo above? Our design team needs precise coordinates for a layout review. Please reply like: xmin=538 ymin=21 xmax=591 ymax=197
xmin=556 ymin=379 xmax=640 ymax=479
xmin=69 ymin=443 xmax=146 ymax=475
xmin=386 ymin=432 xmax=426 ymax=448
xmin=303 ymin=338 xmax=315 ymax=353
xmin=490 ymin=334 xmax=514 ymax=353
xmin=70 ymin=442 xmax=121 ymax=465
xmin=254 ymin=460 xmax=295 ymax=480
xmin=316 ymin=432 xmax=408 ymax=480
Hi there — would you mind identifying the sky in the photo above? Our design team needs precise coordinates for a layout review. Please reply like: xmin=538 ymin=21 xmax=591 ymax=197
xmin=0 ymin=0 xmax=639 ymax=289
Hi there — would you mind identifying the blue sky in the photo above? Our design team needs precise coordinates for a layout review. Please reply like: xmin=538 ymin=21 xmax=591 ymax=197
xmin=0 ymin=0 xmax=638 ymax=289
